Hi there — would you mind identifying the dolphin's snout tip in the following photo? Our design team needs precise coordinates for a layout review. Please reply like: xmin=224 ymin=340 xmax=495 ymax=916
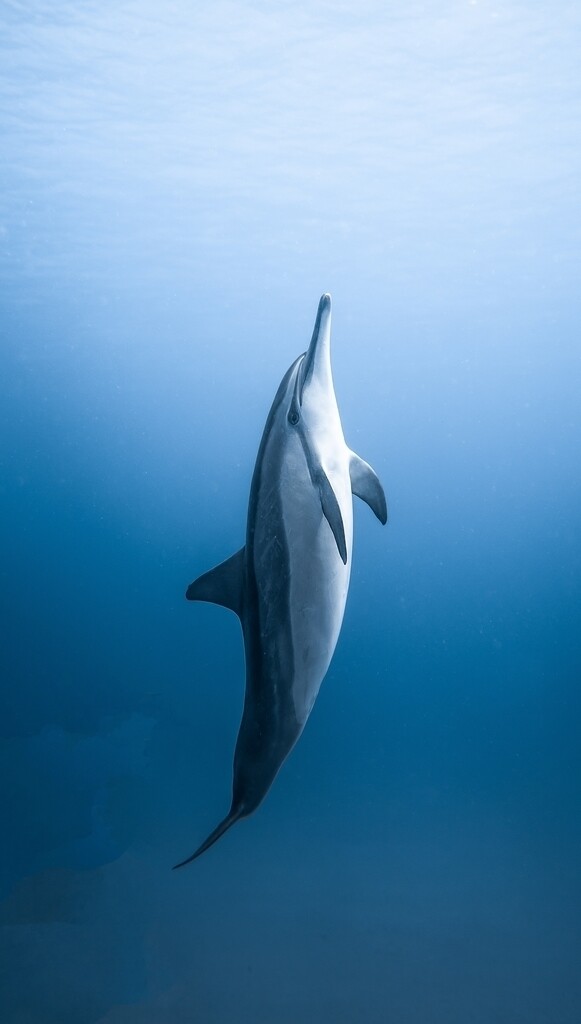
xmin=318 ymin=293 xmax=331 ymax=317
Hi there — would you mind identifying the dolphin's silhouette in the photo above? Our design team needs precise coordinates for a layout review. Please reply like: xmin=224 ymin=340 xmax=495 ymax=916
xmin=174 ymin=294 xmax=387 ymax=866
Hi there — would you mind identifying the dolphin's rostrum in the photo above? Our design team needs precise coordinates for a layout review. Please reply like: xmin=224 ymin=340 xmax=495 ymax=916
xmin=174 ymin=294 xmax=387 ymax=867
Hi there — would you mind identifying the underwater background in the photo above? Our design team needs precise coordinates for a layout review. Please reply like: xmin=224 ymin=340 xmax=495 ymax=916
xmin=1 ymin=1 xmax=580 ymax=1021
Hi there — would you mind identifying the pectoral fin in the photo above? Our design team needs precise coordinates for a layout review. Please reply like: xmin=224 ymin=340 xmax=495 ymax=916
xmin=349 ymin=451 xmax=388 ymax=524
xmin=186 ymin=547 xmax=245 ymax=618
xmin=318 ymin=470 xmax=348 ymax=564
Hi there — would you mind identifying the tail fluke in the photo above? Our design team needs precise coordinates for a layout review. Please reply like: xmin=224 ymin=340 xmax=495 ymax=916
xmin=172 ymin=807 xmax=243 ymax=869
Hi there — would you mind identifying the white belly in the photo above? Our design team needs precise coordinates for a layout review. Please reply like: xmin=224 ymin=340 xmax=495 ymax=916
xmin=280 ymin=433 xmax=353 ymax=724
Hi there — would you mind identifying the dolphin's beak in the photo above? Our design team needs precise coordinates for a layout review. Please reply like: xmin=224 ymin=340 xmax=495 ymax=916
xmin=300 ymin=293 xmax=332 ymax=402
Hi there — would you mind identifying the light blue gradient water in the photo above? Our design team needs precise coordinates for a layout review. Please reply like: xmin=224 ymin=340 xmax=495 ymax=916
xmin=1 ymin=2 xmax=580 ymax=1021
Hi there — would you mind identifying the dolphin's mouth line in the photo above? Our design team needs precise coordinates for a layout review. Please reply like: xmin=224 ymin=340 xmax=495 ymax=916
xmin=296 ymin=353 xmax=306 ymax=407
xmin=300 ymin=334 xmax=317 ymax=403
xmin=300 ymin=293 xmax=330 ymax=403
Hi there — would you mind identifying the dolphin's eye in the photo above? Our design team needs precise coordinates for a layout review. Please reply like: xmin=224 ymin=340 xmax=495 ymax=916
xmin=288 ymin=409 xmax=300 ymax=426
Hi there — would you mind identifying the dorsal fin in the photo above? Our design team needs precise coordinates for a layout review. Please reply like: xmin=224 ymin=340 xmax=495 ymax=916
xmin=349 ymin=451 xmax=388 ymax=524
xmin=186 ymin=547 xmax=245 ymax=618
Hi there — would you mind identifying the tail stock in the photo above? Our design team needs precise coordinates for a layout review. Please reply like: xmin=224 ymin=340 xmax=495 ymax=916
xmin=172 ymin=806 xmax=243 ymax=869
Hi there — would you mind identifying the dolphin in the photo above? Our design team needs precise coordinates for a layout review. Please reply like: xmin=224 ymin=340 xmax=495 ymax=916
xmin=174 ymin=294 xmax=387 ymax=867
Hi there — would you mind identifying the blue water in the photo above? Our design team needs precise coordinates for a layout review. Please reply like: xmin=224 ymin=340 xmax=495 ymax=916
xmin=1 ymin=2 xmax=580 ymax=1021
